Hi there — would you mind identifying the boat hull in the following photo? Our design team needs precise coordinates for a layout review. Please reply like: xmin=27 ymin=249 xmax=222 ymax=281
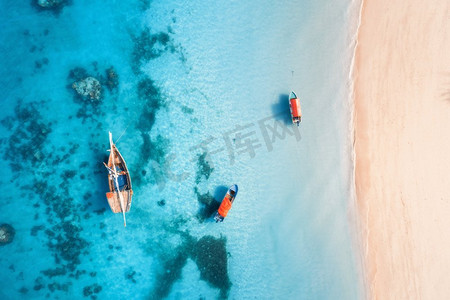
xmin=106 ymin=143 xmax=133 ymax=213
xmin=289 ymin=91 xmax=302 ymax=126
xmin=214 ymin=184 xmax=238 ymax=222
xmin=106 ymin=190 xmax=132 ymax=213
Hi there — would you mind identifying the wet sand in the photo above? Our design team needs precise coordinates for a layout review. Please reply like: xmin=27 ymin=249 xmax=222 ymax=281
xmin=353 ymin=0 xmax=450 ymax=298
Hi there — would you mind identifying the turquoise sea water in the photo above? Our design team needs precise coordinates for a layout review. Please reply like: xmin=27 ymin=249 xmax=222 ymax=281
xmin=0 ymin=1 xmax=362 ymax=299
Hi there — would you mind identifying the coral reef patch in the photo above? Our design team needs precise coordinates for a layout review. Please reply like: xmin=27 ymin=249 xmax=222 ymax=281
xmin=192 ymin=236 xmax=231 ymax=299
xmin=0 ymin=100 xmax=51 ymax=172
xmin=105 ymin=67 xmax=119 ymax=91
xmin=195 ymin=152 xmax=214 ymax=184
xmin=150 ymin=234 xmax=231 ymax=299
xmin=72 ymin=77 xmax=102 ymax=101
xmin=131 ymin=30 xmax=174 ymax=74
xmin=0 ymin=224 xmax=16 ymax=246
xmin=67 ymin=63 xmax=119 ymax=122
xmin=37 ymin=0 xmax=64 ymax=8
xmin=33 ymin=0 xmax=71 ymax=14
xmin=132 ymin=77 xmax=168 ymax=187
xmin=82 ymin=283 xmax=102 ymax=298
xmin=153 ymin=244 xmax=191 ymax=299
xmin=0 ymin=99 xmax=93 ymax=296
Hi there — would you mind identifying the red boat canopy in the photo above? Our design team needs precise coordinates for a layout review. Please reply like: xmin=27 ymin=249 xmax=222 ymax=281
xmin=218 ymin=196 xmax=232 ymax=217
xmin=290 ymin=98 xmax=302 ymax=118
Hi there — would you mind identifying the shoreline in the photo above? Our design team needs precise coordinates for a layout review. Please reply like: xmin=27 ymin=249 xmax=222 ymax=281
xmin=347 ymin=1 xmax=368 ymax=299
xmin=353 ymin=0 xmax=450 ymax=298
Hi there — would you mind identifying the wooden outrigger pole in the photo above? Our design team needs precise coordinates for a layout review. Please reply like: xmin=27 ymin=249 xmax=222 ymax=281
xmin=109 ymin=131 xmax=127 ymax=227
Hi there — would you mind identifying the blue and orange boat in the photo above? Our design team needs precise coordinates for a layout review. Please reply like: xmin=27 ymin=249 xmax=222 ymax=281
xmin=214 ymin=185 xmax=238 ymax=222
xmin=289 ymin=91 xmax=302 ymax=126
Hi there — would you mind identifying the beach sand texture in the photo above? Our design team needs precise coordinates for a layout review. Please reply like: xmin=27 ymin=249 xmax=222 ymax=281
xmin=353 ymin=0 xmax=450 ymax=299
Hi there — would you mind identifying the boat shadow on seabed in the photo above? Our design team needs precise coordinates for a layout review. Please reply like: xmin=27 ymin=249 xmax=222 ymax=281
xmin=90 ymin=153 xmax=112 ymax=213
xmin=195 ymin=185 xmax=229 ymax=222
xmin=271 ymin=94 xmax=293 ymax=125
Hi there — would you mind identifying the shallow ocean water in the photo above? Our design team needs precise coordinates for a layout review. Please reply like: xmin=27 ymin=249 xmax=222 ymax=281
xmin=0 ymin=1 xmax=362 ymax=299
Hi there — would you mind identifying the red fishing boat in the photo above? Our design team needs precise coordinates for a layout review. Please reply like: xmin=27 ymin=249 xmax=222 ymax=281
xmin=289 ymin=91 xmax=302 ymax=126
xmin=214 ymin=185 xmax=238 ymax=223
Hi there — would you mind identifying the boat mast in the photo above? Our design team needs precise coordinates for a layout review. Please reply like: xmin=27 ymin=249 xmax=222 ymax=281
xmin=109 ymin=131 xmax=127 ymax=227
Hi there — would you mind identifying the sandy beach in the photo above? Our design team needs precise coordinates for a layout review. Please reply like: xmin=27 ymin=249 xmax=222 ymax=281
xmin=353 ymin=0 xmax=450 ymax=298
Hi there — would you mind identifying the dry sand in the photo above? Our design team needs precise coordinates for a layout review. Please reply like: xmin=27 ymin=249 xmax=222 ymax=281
xmin=353 ymin=0 xmax=450 ymax=298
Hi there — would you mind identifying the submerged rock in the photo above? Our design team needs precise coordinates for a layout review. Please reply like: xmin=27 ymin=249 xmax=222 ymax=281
xmin=0 ymin=224 xmax=15 ymax=246
xmin=72 ymin=77 xmax=101 ymax=101
xmin=37 ymin=0 xmax=63 ymax=8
